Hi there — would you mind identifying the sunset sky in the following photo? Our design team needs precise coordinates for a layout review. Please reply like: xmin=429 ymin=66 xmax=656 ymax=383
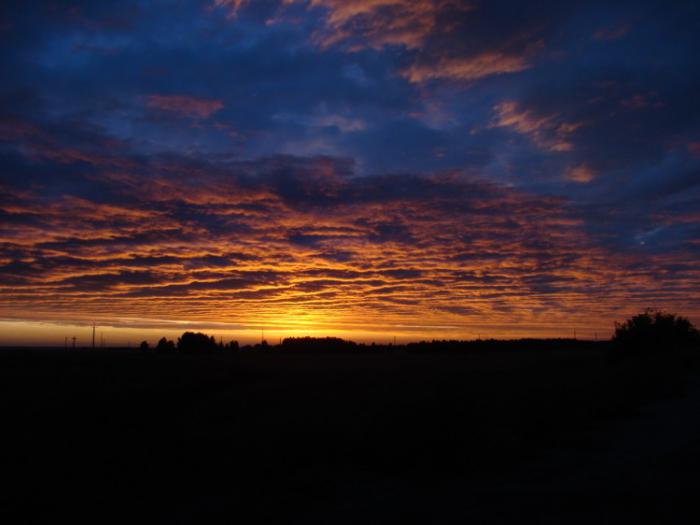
xmin=1 ymin=0 xmax=699 ymax=345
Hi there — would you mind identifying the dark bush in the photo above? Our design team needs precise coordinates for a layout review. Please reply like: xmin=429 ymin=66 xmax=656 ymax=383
xmin=279 ymin=336 xmax=358 ymax=353
xmin=155 ymin=337 xmax=176 ymax=353
xmin=177 ymin=332 xmax=219 ymax=353
xmin=613 ymin=309 xmax=700 ymax=354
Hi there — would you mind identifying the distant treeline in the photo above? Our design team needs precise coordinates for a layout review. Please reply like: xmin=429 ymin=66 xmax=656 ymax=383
xmin=139 ymin=333 xmax=607 ymax=355
xmin=137 ymin=310 xmax=699 ymax=356
xmin=140 ymin=332 xmax=237 ymax=354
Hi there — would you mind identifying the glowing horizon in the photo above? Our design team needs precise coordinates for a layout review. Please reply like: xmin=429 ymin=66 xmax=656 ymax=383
xmin=0 ymin=317 xmax=615 ymax=347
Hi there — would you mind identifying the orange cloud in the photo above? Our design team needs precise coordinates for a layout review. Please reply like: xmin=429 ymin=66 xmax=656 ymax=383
xmin=402 ymin=52 xmax=530 ymax=83
xmin=491 ymin=101 xmax=582 ymax=152
xmin=217 ymin=1 xmax=537 ymax=85
xmin=146 ymin=94 xmax=224 ymax=119
xmin=284 ymin=0 xmax=466 ymax=50
xmin=564 ymin=165 xmax=596 ymax=184
xmin=212 ymin=0 xmax=249 ymax=18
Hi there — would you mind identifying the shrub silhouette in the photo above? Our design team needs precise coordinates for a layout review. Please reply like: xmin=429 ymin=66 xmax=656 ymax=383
xmin=177 ymin=332 xmax=219 ymax=353
xmin=279 ymin=336 xmax=357 ymax=353
xmin=613 ymin=309 xmax=700 ymax=354
xmin=155 ymin=337 xmax=176 ymax=353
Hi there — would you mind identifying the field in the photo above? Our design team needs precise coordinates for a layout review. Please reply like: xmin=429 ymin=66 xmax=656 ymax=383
xmin=2 ymin=345 xmax=699 ymax=523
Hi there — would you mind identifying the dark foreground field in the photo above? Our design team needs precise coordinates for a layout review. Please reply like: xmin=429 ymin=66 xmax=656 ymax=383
xmin=2 ymin=345 xmax=700 ymax=523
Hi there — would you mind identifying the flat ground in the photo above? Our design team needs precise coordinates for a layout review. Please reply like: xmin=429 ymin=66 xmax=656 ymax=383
xmin=2 ymin=346 xmax=699 ymax=523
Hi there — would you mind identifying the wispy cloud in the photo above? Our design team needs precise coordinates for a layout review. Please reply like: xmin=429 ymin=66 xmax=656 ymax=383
xmin=284 ymin=0 xmax=468 ymax=50
xmin=490 ymin=101 xmax=582 ymax=152
xmin=402 ymin=52 xmax=530 ymax=83
xmin=146 ymin=94 xmax=224 ymax=119
xmin=564 ymin=164 xmax=596 ymax=184
xmin=593 ymin=23 xmax=631 ymax=41
xmin=212 ymin=0 xmax=250 ymax=18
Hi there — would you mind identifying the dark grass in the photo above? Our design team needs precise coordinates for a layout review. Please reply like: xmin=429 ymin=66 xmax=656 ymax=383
xmin=1 ymin=345 xmax=698 ymax=523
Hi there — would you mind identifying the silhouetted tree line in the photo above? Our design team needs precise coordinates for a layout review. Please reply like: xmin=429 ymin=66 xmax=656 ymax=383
xmin=135 ymin=311 xmax=698 ymax=356
xmin=278 ymin=336 xmax=359 ymax=353
xmin=138 ymin=333 xmax=602 ymax=354
xmin=404 ymin=338 xmax=604 ymax=354
xmin=140 ymin=332 xmax=239 ymax=354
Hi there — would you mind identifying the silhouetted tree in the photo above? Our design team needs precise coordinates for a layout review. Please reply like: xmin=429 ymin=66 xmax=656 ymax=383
xmin=252 ymin=339 xmax=270 ymax=351
xmin=228 ymin=340 xmax=239 ymax=351
xmin=139 ymin=341 xmax=150 ymax=352
xmin=614 ymin=309 xmax=700 ymax=354
xmin=279 ymin=336 xmax=358 ymax=353
xmin=155 ymin=337 xmax=176 ymax=353
xmin=177 ymin=332 xmax=219 ymax=353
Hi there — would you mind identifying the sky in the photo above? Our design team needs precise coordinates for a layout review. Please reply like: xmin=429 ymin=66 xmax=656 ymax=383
xmin=1 ymin=0 xmax=699 ymax=345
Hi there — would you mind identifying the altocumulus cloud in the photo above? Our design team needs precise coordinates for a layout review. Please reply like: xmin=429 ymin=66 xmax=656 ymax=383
xmin=1 ymin=116 xmax=699 ymax=336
